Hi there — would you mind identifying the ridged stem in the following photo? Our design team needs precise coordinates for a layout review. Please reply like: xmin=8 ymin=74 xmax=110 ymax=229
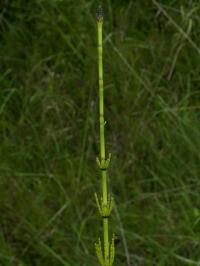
xmin=97 ymin=12 xmax=109 ymax=264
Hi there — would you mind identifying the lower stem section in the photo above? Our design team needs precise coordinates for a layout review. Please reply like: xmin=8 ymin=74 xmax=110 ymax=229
xmin=102 ymin=170 xmax=109 ymax=264
xmin=103 ymin=218 xmax=109 ymax=264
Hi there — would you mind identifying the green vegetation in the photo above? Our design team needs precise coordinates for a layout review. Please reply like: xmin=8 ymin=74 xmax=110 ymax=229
xmin=0 ymin=1 xmax=200 ymax=265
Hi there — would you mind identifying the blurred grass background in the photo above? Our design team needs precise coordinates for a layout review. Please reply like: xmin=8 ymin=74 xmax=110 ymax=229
xmin=0 ymin=0 xmax=200 ymax=265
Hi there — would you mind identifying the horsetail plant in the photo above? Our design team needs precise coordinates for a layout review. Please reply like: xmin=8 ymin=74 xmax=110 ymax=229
xmin=94 ymin=5 xmax=115 ymax=266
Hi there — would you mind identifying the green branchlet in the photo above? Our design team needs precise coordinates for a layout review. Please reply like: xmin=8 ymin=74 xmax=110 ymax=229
xmin=95 ymin=235 xmax=115 ymax=266
xmin=95 ymin=192 xmax=114 ymax=218
xmin=95 ymin=238 xmax=104 ymax=266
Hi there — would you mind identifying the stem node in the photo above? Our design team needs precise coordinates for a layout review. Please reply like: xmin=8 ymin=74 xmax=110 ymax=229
xmin=96 ymin=153 xmax=112 ymax=171
xmin=95 ymin=192 xmax=114 ymax=218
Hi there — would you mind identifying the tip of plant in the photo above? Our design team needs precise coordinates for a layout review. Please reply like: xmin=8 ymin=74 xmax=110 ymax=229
xmin=96 ymin=4 xmax=103 ymax=23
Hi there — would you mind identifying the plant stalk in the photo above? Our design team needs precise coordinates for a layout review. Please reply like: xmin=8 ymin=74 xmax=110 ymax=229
xmin=98 ymin=10 xmax=109 ymax=262
xmin=95 ymin=5 xmax=115 ymax=266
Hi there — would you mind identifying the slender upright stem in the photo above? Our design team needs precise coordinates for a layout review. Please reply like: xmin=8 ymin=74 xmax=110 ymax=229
xmin=97 ymin=11 xmax=109 ymax=263
xmin=95 ymin=6 xmax=115 ymax=266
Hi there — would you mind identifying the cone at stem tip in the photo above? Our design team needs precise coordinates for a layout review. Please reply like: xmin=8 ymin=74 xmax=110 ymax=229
xmin=96 ymin=4 xmax=104 ymax=22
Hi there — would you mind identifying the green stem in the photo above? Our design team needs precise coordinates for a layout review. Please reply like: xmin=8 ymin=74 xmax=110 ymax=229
xmin=98 ymin=12 xmax=109 ymax=264
xmin=98 ymin=21 xmax=105 ymax=160
xmin=95 ymin=6 xmax=115 ymax=266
